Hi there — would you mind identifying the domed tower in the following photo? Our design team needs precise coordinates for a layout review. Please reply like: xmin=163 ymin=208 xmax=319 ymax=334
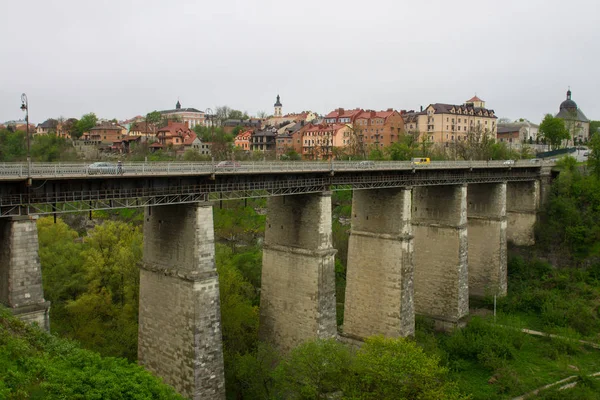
xmin=274 ymin=95 xmax=282 ymax=117
xmin=556 ymin=88 xmax=590 ymax=144
xmin=559 ymin=89 xmax=577 ymax=112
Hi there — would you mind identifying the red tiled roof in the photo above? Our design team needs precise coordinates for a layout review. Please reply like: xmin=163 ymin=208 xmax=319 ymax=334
xmin=183 ymin=132 xmax=198 ymax=145
xmin=467 ymin=95 xmax=483 ymax=102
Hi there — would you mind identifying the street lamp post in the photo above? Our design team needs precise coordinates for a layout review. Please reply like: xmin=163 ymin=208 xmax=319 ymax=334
xmin=20 ymin=93 xmax=32 ymax=186
xmin=205 ymin=108 xmax=214 ymax=162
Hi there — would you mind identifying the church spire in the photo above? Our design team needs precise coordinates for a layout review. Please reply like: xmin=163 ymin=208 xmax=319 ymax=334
xmin=176 ymin=99 xmax=181 ymax=110
xmin=274 ymin=94 xmax=282 ymax=117
xmin=566 ymin=87 xmax=571 ymax=100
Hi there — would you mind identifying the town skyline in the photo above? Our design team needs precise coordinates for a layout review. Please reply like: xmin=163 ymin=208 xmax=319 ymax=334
xmin=1 ymin=0 xmax=598 ymax=124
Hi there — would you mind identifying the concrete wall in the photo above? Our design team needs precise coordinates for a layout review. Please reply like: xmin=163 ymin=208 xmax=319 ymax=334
xmin=138 ymin=204 xmax=225 ymax=400
xmin=506 ymin=180 xmax=539 ymax=246
xmin=0 ymin=216 xmax=50 ymax=330
xmin=344 ymin=188 xmax=414 ymax=339
xmin=412 ymin=185 xmax=468 ymax=326
xmin=467 ymin=183 xmax=507 ymax=297
xmin=260 ymin=192 xmax=337 ymax=352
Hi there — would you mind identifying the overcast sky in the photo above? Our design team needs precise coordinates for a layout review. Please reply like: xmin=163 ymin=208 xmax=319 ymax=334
xmin=1 ymin=0 xmax=598 ymax=124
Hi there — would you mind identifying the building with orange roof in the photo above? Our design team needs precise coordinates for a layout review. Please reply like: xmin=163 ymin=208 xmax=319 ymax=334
xmin=234 ymin=130 xmax=252 ymax=151
xmin=353 ymin=109 xmax=405 ymax=149
xmin=156 ymin=120 xmax=195 ymax=147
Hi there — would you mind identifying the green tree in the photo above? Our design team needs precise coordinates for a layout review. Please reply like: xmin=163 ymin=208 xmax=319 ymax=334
xmin=146 ymin=110 xmax=162 ymax=129
xmin=539 ymin=114 xmax=569 ymax=150
xmin=590 ymin=120 xmax=600 ymax=138
xmin=74 ymin=112 xmax=98 ymax=139
xmin=31 ymin=134 xmax=76 ymax=161
xmin=0 ymin=129 xmax=26 ymax=161
xmin=61 ymin=221 xmax=143 ymax=360
xmin=273 ymin=339 xmax=353 ymax=399
xmin=346 ymin=336 xmax=467 ymax=400
xmin=588 ymin=132 xmax=600 ymax=178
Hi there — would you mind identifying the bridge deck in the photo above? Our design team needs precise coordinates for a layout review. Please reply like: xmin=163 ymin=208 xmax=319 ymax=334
xmin=0 ymin=161 xmax=551 ymax=217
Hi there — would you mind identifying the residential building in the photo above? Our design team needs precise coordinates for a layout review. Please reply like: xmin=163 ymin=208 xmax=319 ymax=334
xmin=275 ymin=121 xmax=305 ymax=158
xmin=183 ymin=132 xmax=211 ymax=156
xmin=555 ymin=89 xmax=590 ymax=144
xmin=301 ymin=123 xmax=351 ymax=160
xmin=402 ymin=96 xmax=498 ymax=147
xmin=112 ymin=136 xmax=142 ymax=154
xmin=223 ymin=119 xmax=261 ymax=134
xmin=496 ymin=126 xmax=520 ymax=144
xmin=251 ymin=128 xmax=277 ymax=153
xmin=87 ymin=123 xmax=127 ymax=144
xmin=497 ymin=121 xmax=539 ymax=144
xmin=35 ymin=119 xmax=58 ymax=135
xmin=160 ymin=101 xmax=205 ymax=128
xmin=129 ymin=121 xmax=157 ymax=137
xmin=234 ymin=130 xmax=252 ymax=151
xmin=324 ymin=108 xmax=363 ymax=124
xmin=156 ymin=120 xmax=195 ymax=147
xmin=353 ymin=109 xmax=405 ymax=149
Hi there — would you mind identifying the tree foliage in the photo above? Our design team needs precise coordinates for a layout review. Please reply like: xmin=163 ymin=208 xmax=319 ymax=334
xmin=74 ymin=112 xmax=98 ymax=139
xmin=31 ymin=134 xmax=77 ymax=161
xmin=37 ymin=218 xmax=142 ymax=361
xmin=0 ymin=307 xmax=183 ymax=399
xmin=587 ymin=132 xmax=600 ymax=178
xmin=539 ymin=114 xmax=570 ymax=150
xmin=269 ymin=337 xmax=467 ymax=400
xmin=0 ymin=129 xmax=26 ymax=161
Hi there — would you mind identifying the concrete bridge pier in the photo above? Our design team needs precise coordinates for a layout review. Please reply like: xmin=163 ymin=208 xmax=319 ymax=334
xmin=0 ymin=216 xmax=50 ymax=330
xmin=506 ymin=180 xmax=540 ymax=246
xmin=259 ymin=192 xmax=337 ymax=352
xmin=412 ymin=184 xmax=468 ymax=329
xmin=467 ymin=183 xmax=507 ymax=298
xmin=138 ymin=203 xmax=225 ymax=400
xmin=343 ymin=187 xmax=414 ymax=339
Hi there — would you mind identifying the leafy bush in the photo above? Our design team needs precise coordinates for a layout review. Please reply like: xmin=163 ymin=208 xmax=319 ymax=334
xmin=441 ymin=317 xmax=524 ymax=370
xmin=0 ymin=307 xmax=183 ymax=399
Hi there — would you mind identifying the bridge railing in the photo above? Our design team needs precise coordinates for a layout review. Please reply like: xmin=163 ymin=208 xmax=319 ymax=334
xmin=0 ymin=159 xmax=549 ymax=178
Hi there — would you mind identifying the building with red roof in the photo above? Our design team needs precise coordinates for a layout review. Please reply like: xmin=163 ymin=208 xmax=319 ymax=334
xmin=234 ymin=130 xmax=252 ymax=151
xmin=353 ymin=109 xmax=405 ymax=149
xmin=324 ymin=108 xmax=363 ymax=124
xmin=156 ymin=120 xmax=195 ymax=147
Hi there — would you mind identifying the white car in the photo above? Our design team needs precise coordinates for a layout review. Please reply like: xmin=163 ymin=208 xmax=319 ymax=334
xmin=503 ymin=160 xmax=515 ymax=165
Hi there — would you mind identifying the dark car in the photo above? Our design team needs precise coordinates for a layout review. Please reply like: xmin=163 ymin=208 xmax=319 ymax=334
xmin=87 ymin=162 xmax=122 ymax=175
xmin=216 ymin=161 xmax=241 ymax=170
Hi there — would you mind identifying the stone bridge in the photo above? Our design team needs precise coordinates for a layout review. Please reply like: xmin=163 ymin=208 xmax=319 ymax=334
xmin=0 ymin=160 xmax=554 ymax=399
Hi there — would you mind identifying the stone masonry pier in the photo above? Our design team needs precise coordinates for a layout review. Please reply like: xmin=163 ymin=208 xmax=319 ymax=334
xmin=343 ymin=187 xmax=414 ymax=339
xmin=259 ymin=192 xmax=337 ymax=352
xmin=0 ymin=216 xmax=50 ymax=330
xmin=506 ymin=180 xmax=540 ymax=246
xmin=412 ymin=185 xmax=469 ymax=329
xmin=467 ymin=182 xmax=508 ymax=297
xmin=138 ymin=204 xmax=225 ymax=400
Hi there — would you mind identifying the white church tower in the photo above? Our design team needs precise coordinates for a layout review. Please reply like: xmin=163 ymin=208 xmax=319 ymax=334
xmin=274 ymin=94 xmax=282 ymax=117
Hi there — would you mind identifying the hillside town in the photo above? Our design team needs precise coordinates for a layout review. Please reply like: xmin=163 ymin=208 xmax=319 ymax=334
xmin=0 ymin=89 xmax=594 ymax=161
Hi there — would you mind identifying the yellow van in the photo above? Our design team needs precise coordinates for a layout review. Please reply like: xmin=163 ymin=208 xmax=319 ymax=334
xmin=411 ymin=157 xmax=431 ymax=165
